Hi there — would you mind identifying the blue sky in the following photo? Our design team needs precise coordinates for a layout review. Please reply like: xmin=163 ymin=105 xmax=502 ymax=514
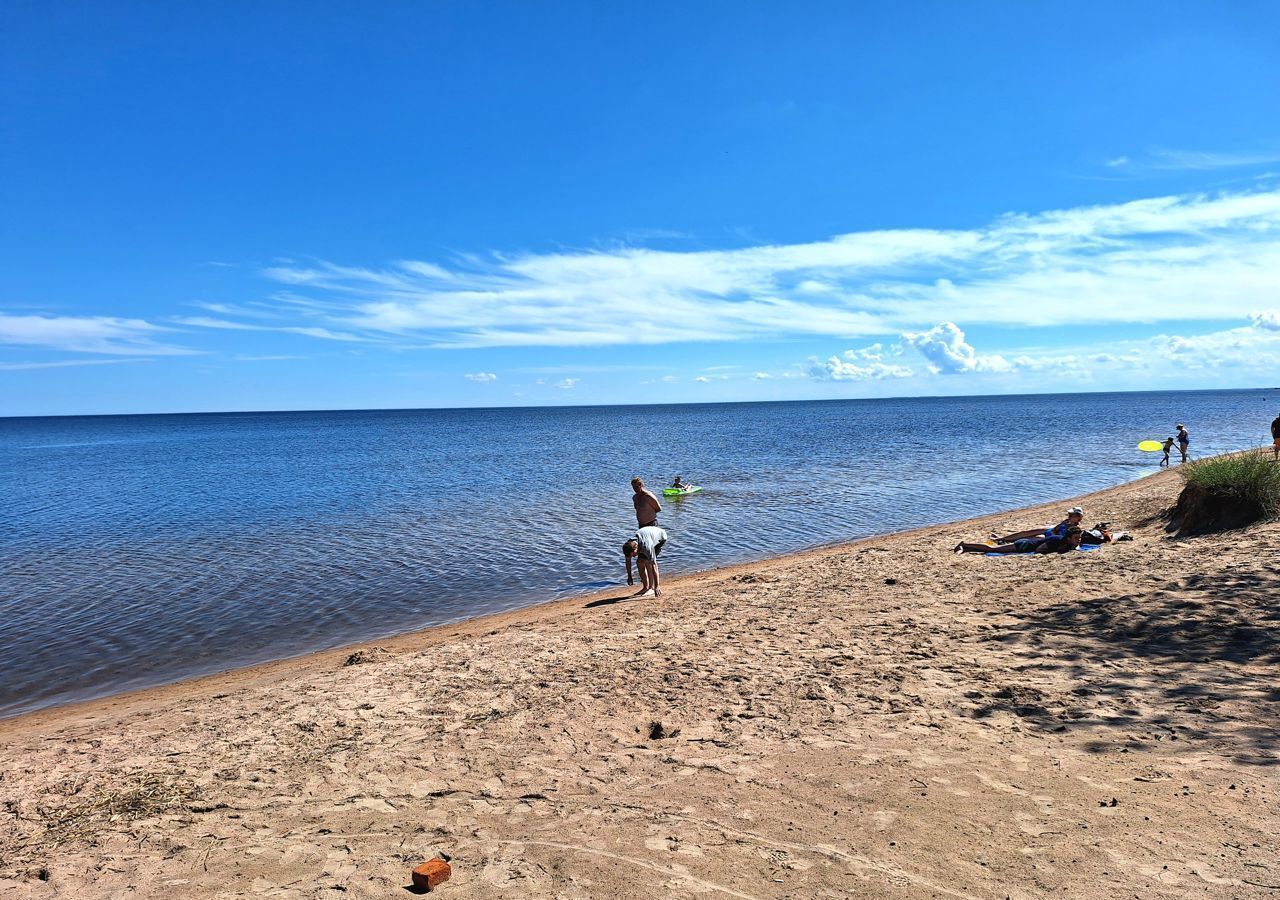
xmin=3 ymin=1 xmax=1280 ymax=415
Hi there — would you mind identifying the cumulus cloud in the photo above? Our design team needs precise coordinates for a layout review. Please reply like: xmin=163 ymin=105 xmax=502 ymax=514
xmin=810 ymin=355 xmax=914 ymax=382
xmin=811 ymin=316 xmax=1280 ymax=383
xmin=555 ymin=378 xmax=578 ymax=390
xmin=901 ymin=322 xmax=1011 ymax=374
xmin=0 ymin=313 xmax=195 ymax=355
xmin=1248 ymin=309 xmax=1280 ymax=331
xmin=464 ymin=371 xmax=498 ymax=382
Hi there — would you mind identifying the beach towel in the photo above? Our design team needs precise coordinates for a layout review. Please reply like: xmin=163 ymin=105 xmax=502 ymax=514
xmin=984 ymin=544 xmax=1101 ymax=558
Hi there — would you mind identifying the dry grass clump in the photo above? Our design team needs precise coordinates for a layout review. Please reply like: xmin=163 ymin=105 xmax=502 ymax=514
xmin=1171 ymin=451 xmax=1280 ymax=535
xmin=1 ymin=772 xmax=202 ymax=879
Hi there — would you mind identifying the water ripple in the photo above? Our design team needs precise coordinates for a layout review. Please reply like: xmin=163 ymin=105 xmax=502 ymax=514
xmin=1 ymin=390 xmax=1274 ymax=716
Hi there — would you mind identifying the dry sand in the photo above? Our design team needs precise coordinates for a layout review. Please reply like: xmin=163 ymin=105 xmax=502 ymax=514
xmin=2 ymin=466 xmax=1277 ymax=899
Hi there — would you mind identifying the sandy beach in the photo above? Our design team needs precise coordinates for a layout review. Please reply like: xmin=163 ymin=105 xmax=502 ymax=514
xmin=2 ymin=465 xmax=1277 ymax=899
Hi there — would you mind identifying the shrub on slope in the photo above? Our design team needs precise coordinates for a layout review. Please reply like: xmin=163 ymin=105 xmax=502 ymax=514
xmin=1169 ymin=451 xmax=1280 ymax=536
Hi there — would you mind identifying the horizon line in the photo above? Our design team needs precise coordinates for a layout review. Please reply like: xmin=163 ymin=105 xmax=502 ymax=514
xmin=3 ymin=384 xmax=1276 ymax=422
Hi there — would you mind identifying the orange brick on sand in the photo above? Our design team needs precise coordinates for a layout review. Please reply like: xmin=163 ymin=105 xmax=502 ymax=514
xmin=412 ymin=858 xmax=451 ymax=891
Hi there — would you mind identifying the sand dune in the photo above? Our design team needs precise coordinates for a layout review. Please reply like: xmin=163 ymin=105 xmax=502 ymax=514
xmin=2 ymin=466 xmax=1278 ymax=898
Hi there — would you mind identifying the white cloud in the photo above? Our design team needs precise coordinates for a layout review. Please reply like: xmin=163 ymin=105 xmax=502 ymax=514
xmin=809 ymin=354 xmax=914 ymax=382
xmin=694 ymin=376 xmax=709 ymax=383
xmin=0 ymin=313 xmax=195 ymax=355
xmin=139 ymin=184 xmax=1280 ymax=353
xmin=1100 ymin=149 xmax=1280 ymax=175
xmin=660 ymin=375 xmax=678 ymax=383
xmin=1146 ymin=149 xmax=1280 ymax=171
xmin=902 ymin=322 xmax=1011 ymax=374
xmin=752 ymin=372 xmax=772 ymax=380
xmin=464 ymin=371 xmax=498 ymax=382
xmin=556 ymin=378 xmax=578 ymax=389
xmin=1248 ymin=309 xmax=1280 ymax=331
xmin=0 ymin=358 xmax=152 ymax=371
xmin=811 ymin=316 xmax=1280 ymax=383
xmin=173 ymin=316 xmax=377 ymax=343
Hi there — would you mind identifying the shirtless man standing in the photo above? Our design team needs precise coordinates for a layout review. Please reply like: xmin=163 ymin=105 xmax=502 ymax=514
xmin=631 ymin=477 xmax=662 ymax=527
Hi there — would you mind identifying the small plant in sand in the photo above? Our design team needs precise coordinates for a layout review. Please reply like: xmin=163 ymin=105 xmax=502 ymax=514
xmin=1171 ymin=451 xmax=1280 ymax=535
xmin=1 ymin=772 xmax=202 ymax=880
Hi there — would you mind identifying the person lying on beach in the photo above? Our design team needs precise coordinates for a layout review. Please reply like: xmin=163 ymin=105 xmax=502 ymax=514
xmin=623 ymin=524 xmax=668 ymax=597
xmin=955 ymin=526 xmax=1083 ymax=555
xmin=991 ymin=507 xmax=1084 ymax=544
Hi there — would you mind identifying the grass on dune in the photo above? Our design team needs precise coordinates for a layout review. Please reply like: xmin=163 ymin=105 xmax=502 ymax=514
xmin=1180 ymin=450 xmax=1280 ymax=523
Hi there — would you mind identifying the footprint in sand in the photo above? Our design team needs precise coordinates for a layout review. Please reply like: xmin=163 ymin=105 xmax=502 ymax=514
xmin=644 ymin=834 xmax=705 ymax=856
xmin=872 ymin=809 xmax=899 ymax=831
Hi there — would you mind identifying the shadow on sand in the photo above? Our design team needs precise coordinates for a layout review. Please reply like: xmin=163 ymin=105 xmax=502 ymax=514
xmin=976 ymin=562 xmax=1280 ymax=765
xmin=584 ymin=593 xmax=645 ymax=609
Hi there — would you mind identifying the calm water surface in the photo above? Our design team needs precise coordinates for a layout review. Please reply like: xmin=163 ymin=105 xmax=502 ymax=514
xmin=2 ymin=390 xmax=1275 ymax=717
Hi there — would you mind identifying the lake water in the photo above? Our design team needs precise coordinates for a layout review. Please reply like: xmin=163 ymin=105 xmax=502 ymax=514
xmin=2 ymin=389 xmax=1275 ymax=717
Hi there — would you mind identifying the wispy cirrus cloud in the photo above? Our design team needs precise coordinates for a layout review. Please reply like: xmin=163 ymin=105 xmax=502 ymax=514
xmin=0 ymin=313 xmax=196 ymax=356
xmin=464 ymin=371 xmax=497 ymax=382
xmin=1100 ymin=148 xmax=1280 ymax=176
xmin=0 ymin=358 xmax=153 ymax=371
xmin=205 ymin=186 xmax=1280 ymax=351
xmin=172 ymin=316 xmax=380 ymax=343
xmin=1144 ymin=148 xmax=1280 ymax=171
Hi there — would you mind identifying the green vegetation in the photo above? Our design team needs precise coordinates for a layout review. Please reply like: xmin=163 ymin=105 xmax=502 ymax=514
xmin=1180 ymin=451 xmax=1280 ymax=524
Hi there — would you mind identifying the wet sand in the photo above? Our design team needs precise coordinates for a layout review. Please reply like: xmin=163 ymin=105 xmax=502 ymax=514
xmin=2 ymin=465 xmax=1278 ymax=898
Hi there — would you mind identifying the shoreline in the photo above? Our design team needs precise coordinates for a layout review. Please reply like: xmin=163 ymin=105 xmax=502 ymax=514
xmin=1 ymin=466 xmax=1182 ymax=735
xmin=4 ymin=459 xmax=1277 ymax=897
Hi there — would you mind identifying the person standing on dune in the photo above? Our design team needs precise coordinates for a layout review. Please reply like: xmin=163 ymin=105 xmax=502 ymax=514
xmin=631 ymin=477 xmax=662 ymax=527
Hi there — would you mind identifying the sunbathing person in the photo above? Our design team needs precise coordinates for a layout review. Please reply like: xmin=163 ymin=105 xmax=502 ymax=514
xmin=992 ymin=506 xmax=1084 ymax=543
xmin=955 ymin=526 xmax=1083 ymax=555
